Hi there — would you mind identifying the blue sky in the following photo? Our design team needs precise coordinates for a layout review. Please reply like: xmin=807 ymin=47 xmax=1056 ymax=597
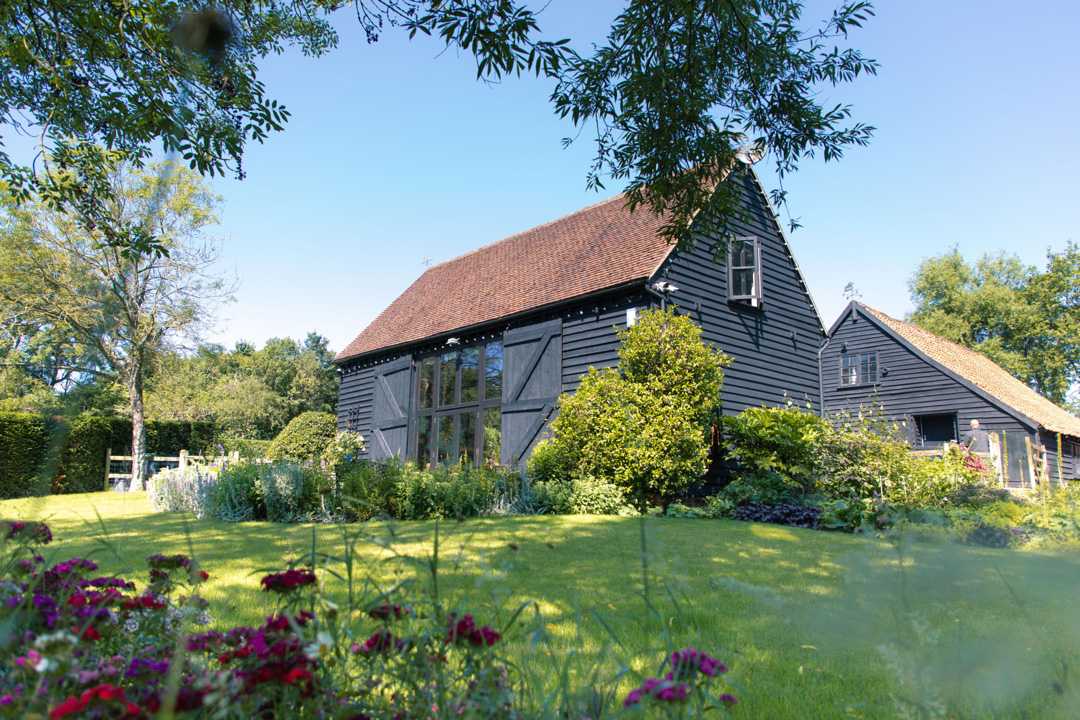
xmin=141 ymin=1 xmax=1080 ymax=350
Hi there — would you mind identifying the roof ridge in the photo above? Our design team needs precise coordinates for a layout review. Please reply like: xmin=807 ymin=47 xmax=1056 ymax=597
xmin=422 ymin=192 xmax=632 ymax=271
xmin=861 ymin=303 xmax=1024 ymax=379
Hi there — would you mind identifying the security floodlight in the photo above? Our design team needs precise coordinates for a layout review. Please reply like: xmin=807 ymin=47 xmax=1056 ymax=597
xmin=446 ymin=337 xmax=461 ymax=346
xmin=651 ymin=281 xmax=679 ymax=293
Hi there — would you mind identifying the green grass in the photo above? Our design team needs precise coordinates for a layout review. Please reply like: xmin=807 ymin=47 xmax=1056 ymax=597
xmin=4 ymin=492 xmax=1080 ymax=718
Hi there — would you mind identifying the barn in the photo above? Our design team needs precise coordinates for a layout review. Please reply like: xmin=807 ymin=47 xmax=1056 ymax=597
xmin=821 ymin=302 xmax=1080 ymax=486
xmin=334 ymin=161 xmax=824 ymax=468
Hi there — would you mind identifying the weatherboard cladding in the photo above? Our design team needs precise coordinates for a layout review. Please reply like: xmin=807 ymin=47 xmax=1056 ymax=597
xmin=337 ymin=165 xmax=826 ymax=460
xmin=656 ymin=168 xmax=824 ymax=413
xmin=822 ymin=306 xmax=1030 ymax=436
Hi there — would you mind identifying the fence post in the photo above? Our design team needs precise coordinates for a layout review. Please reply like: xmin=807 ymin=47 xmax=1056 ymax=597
xmin=179 ymin=449 xmax=188 ymax=472
xmin=104 ymin=447 xmax=111 ymax=491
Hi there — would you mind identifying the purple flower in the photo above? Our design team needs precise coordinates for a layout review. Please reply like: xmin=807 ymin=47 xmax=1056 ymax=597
xmin=655 ymin=682 xmax=689 ymax=702
xmin=127 ymin=657 xmax=169 ymax=678
xmin=720 ymin=693 xmax=738 ymax=707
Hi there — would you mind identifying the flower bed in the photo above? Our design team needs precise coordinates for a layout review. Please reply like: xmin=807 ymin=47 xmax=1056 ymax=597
xmin=0 ymin=519 xmax=738 ymax=718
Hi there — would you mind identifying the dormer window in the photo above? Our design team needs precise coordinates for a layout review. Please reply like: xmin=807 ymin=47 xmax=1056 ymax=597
xmin=728 ymin=236 xmax=763 ymax=306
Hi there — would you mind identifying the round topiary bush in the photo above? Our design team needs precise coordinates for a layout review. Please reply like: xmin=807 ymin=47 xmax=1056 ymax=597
xmin=266 ymin=411 xmax=337 ymax=464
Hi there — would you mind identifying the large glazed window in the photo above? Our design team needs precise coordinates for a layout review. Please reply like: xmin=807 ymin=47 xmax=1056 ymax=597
xmin=413 ymin=340 xmax=503 ymax=467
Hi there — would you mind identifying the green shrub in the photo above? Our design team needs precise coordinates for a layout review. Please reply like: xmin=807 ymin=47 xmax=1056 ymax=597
xmin=546 ymin=308 xmax=729 ymax=511
xmin=267 ymin=411 xmax=337 ymax=463
xmin=526 ymin=438 xmax=571 ymax=484
xmin=525 ymin=480 xmax=573 ymax=514
xmin=702 ymin=493 xmax=736 ymax=518
xmin=394 ymin=463 xmax=503 ymax=520
xmin=147 ymin=465 xmax=218 ymax=516
xmin=817 ymin=497 xmax=871 ymax=532
xmin=568 ymin=475 xmax=629 ymax=515
xmin=207 ymin=464 xmax=262 ymax=521
xmin=337 ymin=459 xmax=401 ymax=521
xmin=720 ymin=471 xmax=802 ymax=506
xmin=663 ymin=502 xmax=711 ymax=519
xmin=551 ymin=371 xmax=710 ymax=511
xmin=814 ymin=411 xmax=916 ymax=501
xmin=257 ymin=462 xmax=322 ymax=522
xmin=890 ymin=447 xmax=983 ymax=508
xmin=0 ymin=411 xmax=52 ymax=498
xmin=722 ymin=405 xmax=829 ymax=501
xmin=1021 ymin=484 xmax=1080 ymax=543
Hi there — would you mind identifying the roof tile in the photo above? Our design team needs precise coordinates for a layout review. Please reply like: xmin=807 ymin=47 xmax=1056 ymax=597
xmin=336 ymin=194 xmax=674 ymax=362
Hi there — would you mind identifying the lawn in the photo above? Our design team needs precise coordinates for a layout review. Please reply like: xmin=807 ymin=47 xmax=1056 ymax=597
xmin=4 ymin=492 xmax=1079 ymax=718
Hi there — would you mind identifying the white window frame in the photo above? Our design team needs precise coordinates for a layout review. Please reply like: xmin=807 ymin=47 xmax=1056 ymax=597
xmin=727 ymin=236 xmax=763 ymax=307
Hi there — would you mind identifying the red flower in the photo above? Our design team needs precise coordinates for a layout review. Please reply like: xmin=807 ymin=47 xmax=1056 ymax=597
xmin=74 ymin=624 xmax=101 ymax=641
xmin=50 ymin=696 xmax=84 ymax=719
xmin=446 ymin=613 xmax=500 ymax=647
xmin=260 ymin=569 xmax=316 ymax=594
xmin=283 ymin=666 xmax=312 ymax=685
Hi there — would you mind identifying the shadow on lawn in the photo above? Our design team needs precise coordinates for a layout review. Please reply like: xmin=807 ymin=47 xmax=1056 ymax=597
xmin=14 ymin=501 xmax=1080 ymax=718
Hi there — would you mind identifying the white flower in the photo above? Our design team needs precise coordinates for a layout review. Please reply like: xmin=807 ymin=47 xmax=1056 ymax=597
xmin=305 ymin=631 xmax=334 ymax=661
xmin=34 ymin=631 xmax=77 ymax=650
xmin=33 ymin=656 xmax=55 ymax=673
xmin=124 ymin=617 xmax=139 ymax=633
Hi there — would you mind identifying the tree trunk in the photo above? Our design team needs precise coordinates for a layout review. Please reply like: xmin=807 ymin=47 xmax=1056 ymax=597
xmin=128 ymin=359 xmax=148 ymax=491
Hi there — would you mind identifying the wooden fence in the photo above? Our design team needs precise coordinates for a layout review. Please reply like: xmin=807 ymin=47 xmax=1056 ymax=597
xmin=106 ymin=449 xmax=240 ymax=490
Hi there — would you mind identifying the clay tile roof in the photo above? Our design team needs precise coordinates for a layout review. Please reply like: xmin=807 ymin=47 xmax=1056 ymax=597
xmin=336 ymin=194 xmax=675 ymax=362
xmin=861 ymin=304 xmax=1080 ymax=437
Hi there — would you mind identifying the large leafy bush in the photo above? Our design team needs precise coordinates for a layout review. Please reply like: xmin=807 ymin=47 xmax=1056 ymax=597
xmin=266 ymin=411 xmax=337 ymax=463
xmin=722 ymin=405 xmax=828 ymax=501
xmin=395 ymin=463 xmax=510 ymax=520
xmin=258 ymin=463 xmax=322 ymax=522
xmin=546 ymin=308 xmax=730 ymax=510
xmin=721 ymin=405 xmax=990 ymax=512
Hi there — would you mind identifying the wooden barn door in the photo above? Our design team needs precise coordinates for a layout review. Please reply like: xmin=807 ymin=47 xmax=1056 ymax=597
xmin=370 ymin=355 xmax=413 ymax=461
xmin=501 ymin=319 xmax=562 ymax=467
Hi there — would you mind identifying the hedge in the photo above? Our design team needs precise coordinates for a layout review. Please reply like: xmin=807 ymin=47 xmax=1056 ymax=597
xmin=267 ymin=411 xmax=337 ymax=463
xmin=0 ymin=412 xmax=54 ymax=498
xmin=0 ymin=412 xmax=218 ymax=497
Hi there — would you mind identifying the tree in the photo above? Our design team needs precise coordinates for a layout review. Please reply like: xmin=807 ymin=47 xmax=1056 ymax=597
xmin=0 ymin=162 xmax=230 ymax=488
xmin=909 ymin=244 xmax=1080 ymax=405
xmin=553 ymin=0 xmax=878 ymax=243
xmin=144 ymin=334 xmax=339 ymax=439
xmin=1 ymin=1 xmax=876 ymax=251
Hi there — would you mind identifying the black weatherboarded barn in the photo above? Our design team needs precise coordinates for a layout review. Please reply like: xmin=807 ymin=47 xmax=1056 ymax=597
xmin=334 ymin=160 xmax=824 ymax=468
xmin=822 ymin=302 xmax=1080 ymax=486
